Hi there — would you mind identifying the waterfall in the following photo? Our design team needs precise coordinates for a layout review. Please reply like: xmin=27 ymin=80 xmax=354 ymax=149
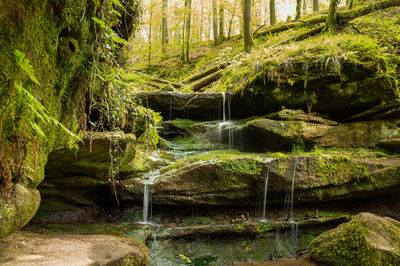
xmin=289 ymin=159 xmax=297 ymax=221
xmin=261 ymin=161 xmax=271 ymax=220
xmin=141 ymin=169 xmax=160 ymax=224
xmin=222 ymin=92 xmax=226 ymax=122
xmin=219 ymin=92 xmax=233 ymax=149
xmin=143 ymin=184 xmax=151 ymax=223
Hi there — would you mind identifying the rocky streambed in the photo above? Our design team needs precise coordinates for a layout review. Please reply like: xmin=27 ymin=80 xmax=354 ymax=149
xmin=2 ymin=91 xmax=400 ymax=265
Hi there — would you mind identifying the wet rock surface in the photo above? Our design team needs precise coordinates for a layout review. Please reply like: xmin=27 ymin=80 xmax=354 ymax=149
xmin=119 ymin=150 xmax=400 ymax=206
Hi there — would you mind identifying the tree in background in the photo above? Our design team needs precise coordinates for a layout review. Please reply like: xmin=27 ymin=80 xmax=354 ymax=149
xmin=243 ymin=0 xmax=253 ymax=52
xmin=184 ymin=0 xmax=192 ymax=62
xmin=161 ymin=0 xmax=168 ymax=55
xmin=219 ymin=0 xmax=226 ymax=42
xmin=296 ymin=0 xmax=302 ymax=19
xmin=270 ymin=0 xmax=276 ymax=25
xmin=325 ymin=0 xmax=338 ymax=32
xmin=313 ymin=0 xmax=319 ymax=11
xmin=213 ymin=0 xmax=219 ymax=45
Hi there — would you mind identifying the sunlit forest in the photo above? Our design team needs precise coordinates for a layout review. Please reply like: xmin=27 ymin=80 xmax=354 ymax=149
xmin=1 ymin=0 xmax=400 ymax=264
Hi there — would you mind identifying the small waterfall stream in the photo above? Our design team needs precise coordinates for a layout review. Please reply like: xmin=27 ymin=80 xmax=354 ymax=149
xmin=219 ymin=92 xmax=233 ymax=149
xmin=260 ymin=160 xmax=273 ymax=221
xmin=289 ymin=159 xmax=297 ymax=221
xmin=141 ymin=169 xmax=161 ymax=224
xmin=142 ymin=184 xmax=151 ymax=223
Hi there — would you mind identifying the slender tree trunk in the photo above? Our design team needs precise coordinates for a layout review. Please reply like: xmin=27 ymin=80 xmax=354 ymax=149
xmin=325 ymin=0 xmax=338 ymax=32
xmin=349 ymin=0 xmax=354 ymax=9
xmin=270 ymin=0 xmax=276 ymax=25
xmin=219 ymin=1 xmax=225 ymax=42
xmin=313 ymin=0 xmax=319 ymax=12
xmin=296 ymin=0 xmax=302 ymax=19
xmin=199 ymin=1 xmax=204 ymax=42
xmin=174 ymin=2 xmax=179 ymax=44
xmin=161 ymin=0 xmax=168 ymax=55
xmin=148 ymin=0 xmax=153 ymax=72
xmin=228 ymin=0 xmax=239 ymax=39
xmin=243 ymin=0 xmax=253 ymax=52
xmin=181 ymin=3 xmax=186 ymax=61
xmin=213 ymin=0 xmax=219 ymax=45
xmin=303 ymin=0 xmax=307 ymax=15
xmin=184 ymin=0 xmax=192 ymax=62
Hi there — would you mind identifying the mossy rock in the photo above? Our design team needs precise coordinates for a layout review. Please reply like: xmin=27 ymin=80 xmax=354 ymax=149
xmin=238 ymin=118 xmax=400 ymax=152
xmin=310 ymin=212 xmax=400 ymax=265
xmin=120 ymin=150 xmax=400 ymax=206
xmin=0 ymin=184 xmax=40 ymax=238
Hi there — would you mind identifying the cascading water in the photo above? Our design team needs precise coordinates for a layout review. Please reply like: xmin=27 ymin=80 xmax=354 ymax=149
xmin=140 ymin=169 xmax=160 ymax=224
xmin=142 ymin=184 xmax=150 ymax=223
xmin=219 ymin=92 xmax=233 ymax=149
xmin=261 ymin=160 xmax=272 ymax=221
xmin=289 ymin=159 xmax=297 ymax=221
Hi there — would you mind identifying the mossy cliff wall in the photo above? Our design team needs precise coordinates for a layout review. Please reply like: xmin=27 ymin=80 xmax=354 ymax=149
xmin=0 ymin=0 xmax=137 ymax=238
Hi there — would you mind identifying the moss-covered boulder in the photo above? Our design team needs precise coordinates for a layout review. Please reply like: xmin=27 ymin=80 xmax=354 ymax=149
xmin=119 ymin=150 xmax=400 ymax=206
xmin=239 ymin=118 xmax=400 ymax=152
xmin=46 ymin=131 xmax=137 ymax=180
xmin=0 ymin=184 xmax=40 ymax=238
xmin=310 ymin=212 xmax=400 ymax=265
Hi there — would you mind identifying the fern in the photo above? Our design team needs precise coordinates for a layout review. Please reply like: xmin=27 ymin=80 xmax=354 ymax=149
xmin=14 ymin=82 xmax=80 ymax=141
xmin=14 ymin=50 xmax=40 ymax=85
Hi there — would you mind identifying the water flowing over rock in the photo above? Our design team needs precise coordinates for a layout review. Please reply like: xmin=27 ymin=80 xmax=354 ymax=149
xmin=310 ymin=212 xmax=400 ymax=265
xmin=119 ymin=151 xmax=400 ymax=206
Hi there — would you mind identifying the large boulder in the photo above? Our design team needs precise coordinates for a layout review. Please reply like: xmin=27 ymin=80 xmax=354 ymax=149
xmin=119 ymin=150 xmax=400 ymax=206
xmin=310 ymin=212 xmax=400 ymax=265
xmin=0 ymin=184 xmax=40 ymax=238
xmin=237 ymin=117 xmax=400 ymax=152
xmin=0 ymin=232 xmax=149 ymax=265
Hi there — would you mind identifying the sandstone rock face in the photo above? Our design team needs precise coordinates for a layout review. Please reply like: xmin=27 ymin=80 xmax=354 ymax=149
xmin=138 ymin=65 xmax=400 ymax=121
xmin=0 ymin=232 xmax=149 ymax=266
xmin=238 ymin=118 xmax=400 ymax=152
xmin=120 ymin=151 xmax=400 ymax=206
xmin=310 ymin=212 xmax=400 ymax=265
xmin=377 ymin=138 xmax=400 ymax=154
xmin=136 ymin=91 xmax=226 ymax=121
xmin=233 ymin=64 xmax=399 ymax=121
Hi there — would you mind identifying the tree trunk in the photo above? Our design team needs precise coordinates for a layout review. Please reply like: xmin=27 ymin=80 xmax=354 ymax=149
xmin=325 ymin=0 xmax=338 ymax=32
xmin=219 ymin=1 xmax=225 ymax=42
xmin=192 ymin=71 xmax=223 ymax=91
xmin=228 ymin=0 xmax=239 ymax=39
xmin=199 ymin=1 xmax=204 ymax=42
xmin=349 ymin=0 xmax=354 ymax=9
xmin=148 ymin=0 xmax=153 ymax=73
xmin=270 ymin=0 xmax=276 ymax=25
xmin=183 ymin=62 xmax=230 ymax=84
xmin=296 ymin=0 xmax=302 ymax=19
xmin=303 ymin=0 xmax=307 ymax=15
xmin=161 ymin=0 xmax=168 ymax=55
xmin=313 ymin=0 xmax=319 ymax=12
xmin=213 ymin=0 xmax=219 ymax=45
xmin=243 ymin=0 xmax=253 ymax=52
xmin=184 ymin=0 xmax=192 ymax=62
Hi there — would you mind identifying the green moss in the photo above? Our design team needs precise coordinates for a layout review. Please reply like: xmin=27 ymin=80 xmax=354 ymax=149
xmin=310 ymin=213 xmax=400 ymax=265
xmin=256 ymin=222 xmax=274 ymax=233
